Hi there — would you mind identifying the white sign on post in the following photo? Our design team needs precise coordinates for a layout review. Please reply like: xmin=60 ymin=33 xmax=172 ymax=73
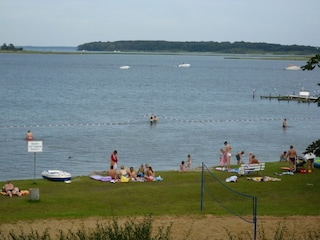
xmin=28 ymin=141 xmax=43 ymax=182
xmin=28 ymin=141 xmax=43 ymax=152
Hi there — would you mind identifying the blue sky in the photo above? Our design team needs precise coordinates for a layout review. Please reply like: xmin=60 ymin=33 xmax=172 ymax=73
xmin=1 ymin=0 xmax=319 ymax=47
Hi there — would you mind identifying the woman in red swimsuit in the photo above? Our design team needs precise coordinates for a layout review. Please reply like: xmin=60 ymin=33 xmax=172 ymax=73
xmin=110 ymin=150 xmax=118 ymax=170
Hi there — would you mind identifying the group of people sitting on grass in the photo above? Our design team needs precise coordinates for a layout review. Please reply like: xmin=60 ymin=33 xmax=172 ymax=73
xmin=109 ymin=164 xmax=156 ymax=182
xmin=1 ymin=181 xmax=22 ymax=197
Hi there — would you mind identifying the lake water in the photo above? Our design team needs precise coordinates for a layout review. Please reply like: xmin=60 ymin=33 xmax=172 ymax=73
xmin=0 ymin=53 xmax=319 ymax=181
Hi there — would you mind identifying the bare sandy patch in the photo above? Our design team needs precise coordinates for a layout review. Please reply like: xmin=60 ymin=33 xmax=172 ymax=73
xmin=1 ymin=215 xmax=319 ymax=239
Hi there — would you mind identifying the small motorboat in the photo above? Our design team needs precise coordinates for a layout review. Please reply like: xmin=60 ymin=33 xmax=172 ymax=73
xmin=42 ymin=170 xmax=72 ymax=181
xmin=178 ymin=63 xmax=190 ymax=68
xmin=285 ymin=64 xmax=300 ymax=70
xmin=120 ymin=65 xmax=130 ymax=70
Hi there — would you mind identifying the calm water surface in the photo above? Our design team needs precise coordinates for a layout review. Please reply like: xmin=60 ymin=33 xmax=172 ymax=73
xmin=0 ymin=53 xmax=319 ymax=181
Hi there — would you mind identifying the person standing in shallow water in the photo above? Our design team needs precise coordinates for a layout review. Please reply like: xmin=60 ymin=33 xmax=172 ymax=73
xmin=26 ymin=130 xmax=33 ymax=141
xmin=283 ymin=118 xmax=287 ymax=128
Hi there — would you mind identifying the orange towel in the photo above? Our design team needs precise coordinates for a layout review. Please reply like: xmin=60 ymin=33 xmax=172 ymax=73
xmin=21 ymin=190 xmax=29 ymax=195
xmin=1 ymin=190 xmax=29 ymax=196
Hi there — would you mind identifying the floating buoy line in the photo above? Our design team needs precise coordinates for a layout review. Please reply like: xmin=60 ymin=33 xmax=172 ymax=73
xmin=0 ymin=120 xmax=137 ymax=129
xmin=160 ymin=115 xmax=318 ymax=123
xmin=0 ymin=115 xmax=318 ymax=129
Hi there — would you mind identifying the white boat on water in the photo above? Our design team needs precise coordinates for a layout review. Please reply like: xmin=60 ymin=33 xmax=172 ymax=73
xmin=285 ymin=64 xmax=300 ymax=70
xmin=120 ymin=65 xmax=130 ymax=70
xmin=178 ymin=63 xmax=190 ymax=68
xmin=42 ymin=170 xmax=72 ymax=182
xmin=298 ymin=90 xmax=310 ymax=98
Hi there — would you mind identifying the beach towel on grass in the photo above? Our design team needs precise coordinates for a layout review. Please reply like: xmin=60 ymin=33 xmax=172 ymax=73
xmin=1 ymin=190 xmax=29 ymax=196
xmin=90 ymin=175 xmax=112 ymax=182
xmin=247 ymin=176 xmax=281 ymax=182
xmin=153 ymin=176 xmax=163 ymax=181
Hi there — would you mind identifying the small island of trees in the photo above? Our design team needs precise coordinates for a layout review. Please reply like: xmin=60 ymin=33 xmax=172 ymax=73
xmin=1 ymin=43 xmax=23 ymax=51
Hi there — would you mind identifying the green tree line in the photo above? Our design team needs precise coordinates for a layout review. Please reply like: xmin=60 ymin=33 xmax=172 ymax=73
xmin=1 ymin=43 xmax=23 ymax=51
xmin=77 ymin=40 xmax=319 ymax=54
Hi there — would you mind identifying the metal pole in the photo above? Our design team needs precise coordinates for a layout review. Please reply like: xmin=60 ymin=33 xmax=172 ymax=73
xmin=200 ymin=162 xmax=204 ymax=211
xmin=34 ymin=152 xmax=36 ymax=183
xmin=253 ymin=196 xmax=257 ymax=240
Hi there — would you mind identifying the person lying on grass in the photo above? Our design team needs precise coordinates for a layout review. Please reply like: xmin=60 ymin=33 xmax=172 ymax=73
xmin=2 ymin=181 xmax=21 ymax=197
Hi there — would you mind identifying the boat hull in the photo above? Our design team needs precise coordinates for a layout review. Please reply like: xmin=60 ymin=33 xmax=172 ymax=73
xmin=42 ymin=170 xmax=72 ymax=181
xmin=178 ymin=63 xmax=190 ymax=68
xmin=120 ymin=66 xmax=130 ymax=69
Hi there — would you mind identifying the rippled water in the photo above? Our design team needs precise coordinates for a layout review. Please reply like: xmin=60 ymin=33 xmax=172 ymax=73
xmin=0 ymin=53 xmax=319 ymax=181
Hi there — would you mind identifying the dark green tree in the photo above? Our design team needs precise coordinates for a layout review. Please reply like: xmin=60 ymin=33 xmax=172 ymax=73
xmin=302 ymin=54 xmax=320 ymax=156
xmin=301 ymin=53 xmax=320 ymax=106
xmin=0 ymin=43 xmax=23 ymax=51
xmin=8 ymin=43 xmax=15 ymax=50
xmin=301 ymin=54 xmax=320 ymax=70
xmin=305 ymin=140 xmax=320 ymax=157
xmin=1 ymin=43 xmax=8 ymax=50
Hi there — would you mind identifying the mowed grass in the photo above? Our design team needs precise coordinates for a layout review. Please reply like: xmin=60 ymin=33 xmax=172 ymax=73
xmin=1 ymin=161 xmax=319 ymax=224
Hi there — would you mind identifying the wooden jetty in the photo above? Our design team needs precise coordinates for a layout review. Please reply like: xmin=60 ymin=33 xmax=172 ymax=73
xmin=260 ymin=94 xmax=318 ymax=103
xmin=261 ymin=90 xmax=319 ymax=103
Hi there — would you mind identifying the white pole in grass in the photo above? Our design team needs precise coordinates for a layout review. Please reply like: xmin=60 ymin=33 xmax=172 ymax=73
xmin=28 ymin=141 xmax=43 ymax=183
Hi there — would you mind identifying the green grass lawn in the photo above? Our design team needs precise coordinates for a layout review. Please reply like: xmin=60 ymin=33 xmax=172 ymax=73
xmin=1 ymin=162 xmax=319 ymax=224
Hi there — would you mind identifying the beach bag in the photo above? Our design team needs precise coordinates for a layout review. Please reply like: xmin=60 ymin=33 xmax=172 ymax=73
xmin=300 ymin=169 xmax=307 ymax=174
xmin=120 ymin=175 xmax=130 ymax=183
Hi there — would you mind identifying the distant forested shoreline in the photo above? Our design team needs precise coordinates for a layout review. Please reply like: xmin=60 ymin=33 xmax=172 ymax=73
xmin=77 ymin=40 xmax=319 ymax=55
